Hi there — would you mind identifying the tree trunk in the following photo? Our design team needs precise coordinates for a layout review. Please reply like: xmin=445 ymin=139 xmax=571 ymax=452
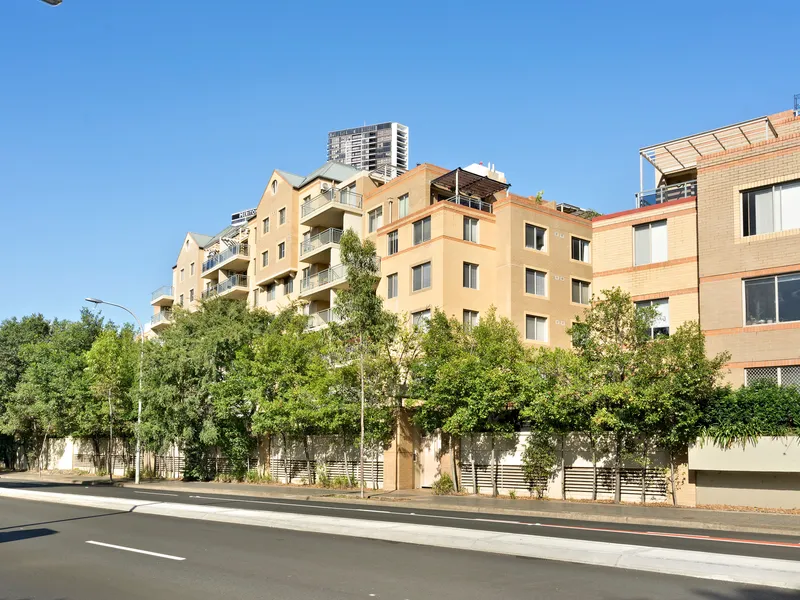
xmin=591 ymin=436 xmax=598 ymax=502
xmin=38 ymin=430 xmax=49 ymax=475
xmin=303 ymin=436 xmax=311 ymax=485
xmin=470 ymin=434 xmax=477 ymax=495
xmin=669 ymin=453 xmax=678 ymax=507
xmin=108 ymin=390 xmax=114 ymax=483
xmin=281 ymin=433 xmax=289 ymax=484
xmin=359 ymin=342 xmax=366 ymax=500
xmin=343 ymin=434 xmax=351 ymax=485
xmin=92 ymin=437 xmax=101 ymax=474
xmin=640 ymin=438 xmax=649 ymax=505
xmin=614 ymin=434 xmax=622 ymax=504
xmin=491 ymin=435 xmax=498 ymax=498
xmin=560 ymin=435 xmax=567 ymax=500
xmin=449 ymin=433 xmax=458 ymax=492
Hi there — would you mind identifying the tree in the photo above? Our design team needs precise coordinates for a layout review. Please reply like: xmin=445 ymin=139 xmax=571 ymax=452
xmin=84 ymin=326 xmax=138 ymax=479
xmin=331 ymin=229 xmax=398 ymax=497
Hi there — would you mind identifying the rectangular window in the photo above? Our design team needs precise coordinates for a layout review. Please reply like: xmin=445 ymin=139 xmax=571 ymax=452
xmin=266 ymin=283 xmax=276 ymax=301
xmin=263 ymin=217 xmax=270 ymax=234
xmin=633 ymin=220 xmax=667 ymax=266
xmin=189 ymin=289 xmax=195 ymax=302
xmin=571 ymin=237 xmax=590 ymax=262
xmin=463 ymin=309 xmax=479 ymax=331
xmin=463 ymin=216 xmax=479 ymax=243
xmin=368 ymin=206 xmax=383 ymax=233
xmin=742 ymin=180 xmax=800 ymax=236
xmin=190 ymin=262 xmax=195 ymax=276
xmin=525 ymin=268 xmax=546 ymax=296
xmin=398 ymin=194 xmax=409 ymax=218
xmin=285 ymin=276 xmax=294 ymax=295
xmin=261 ymin=251 xmax=269 ymax=267
xmin=744 ymin=272 xmax=800 ymax=325
xmin=571 ymin=279 xmax=591 ymax=304
xmin=387 ymin=273 xmax=398 ymax=299
xmin=387 ymin=230 xmax=399 ymax=255
xmin=413 ymin=216 xmax=431 ymax=245
xmin=635 ymin=298 xmax=670 ymax=337
xmin=412 ymin=262 xmax=431 ymax=291
xmin=525 ymin=224 xmax=546 ymax=251
xmin=525 ymin=315 xmax=548 ymax=342
xmin=746 ymin=365 xmax=800 ymax=388
xmin=180 ymin=268 xmax=185 ymax=282
xmin=253 ymin=287 xmax=259 ymax=307
xmin=278 ymin=242 xmax=285 ymax=260
xmin=412 ymin=309 xmax=431 ymax=328
xmin=179 ymin=294 xmax=184 ymax=306
xmin=463 ymin=262 xmax=479 ymax=289
xmin=278 ymin=208 xmax=286 ymax=225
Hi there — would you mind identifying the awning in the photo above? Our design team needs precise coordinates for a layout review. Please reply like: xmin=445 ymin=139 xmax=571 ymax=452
xmin=431 ymin=168 xmax=510 ymax=200
xmin=640 ymin=116 xmax=778 ymax=176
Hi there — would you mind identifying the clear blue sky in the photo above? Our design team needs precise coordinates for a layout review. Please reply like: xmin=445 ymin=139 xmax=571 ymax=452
xmin=1 ymin=0 xmax=796 ymax=326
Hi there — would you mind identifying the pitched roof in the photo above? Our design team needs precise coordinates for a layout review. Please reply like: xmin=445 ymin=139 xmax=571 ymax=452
xmin=188 ymin=232 xmax=214 ymax=248
xmin=299 ymin=161 xmax=362 ymax=187
xmin=205 ymin=225 xmax=241 ymax=247
xmin=275 ymin=169 xmax=305 ymax=188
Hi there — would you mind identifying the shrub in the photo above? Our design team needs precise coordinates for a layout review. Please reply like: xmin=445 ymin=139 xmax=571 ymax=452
xmin=521 ymin=433 xmax=556 ymax=499
xmin=431 ymin=473 xmax=455 ymax=495
xmin=316 ymin=464 xmax=331 ymax=488
xmin=509 ymin=490 xmax=517 ymax=500
xmin=331 ymin=475 xmax=356 ymax=489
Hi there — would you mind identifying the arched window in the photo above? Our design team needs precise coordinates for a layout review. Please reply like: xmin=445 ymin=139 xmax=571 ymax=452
xmin=272 ymin=180 xmax=278 ymax=194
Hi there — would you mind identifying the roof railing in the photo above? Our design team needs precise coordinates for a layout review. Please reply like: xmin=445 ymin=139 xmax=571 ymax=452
xmin=635 ymin=180 xmax=697 ymax=208
xmin=443 ymin=194 xmax=494 ymax=214
xmin=151 ymin=285 xmax=174 ymax=301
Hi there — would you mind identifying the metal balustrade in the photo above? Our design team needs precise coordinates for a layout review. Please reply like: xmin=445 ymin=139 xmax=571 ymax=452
xmin=635 ymin=180 xmax=697 ymax=208
xmin=201 ymin=243 xmax=249 ymax=274
xmin=301 ymin=188 xmax=363 ymax=218
xmin=300 ymin=228 xmax=343 ymax=256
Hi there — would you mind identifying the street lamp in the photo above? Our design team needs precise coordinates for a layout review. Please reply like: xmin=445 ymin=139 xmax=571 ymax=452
xmin=40 ymin=0 xmax=62 ymax=5
xmin=85 ymin=298 xmax=145 ymax=484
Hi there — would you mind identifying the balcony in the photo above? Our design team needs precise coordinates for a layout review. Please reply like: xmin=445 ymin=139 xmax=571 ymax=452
xmin=150 ymin=310 xmax=173 ymax=332
xmin=150 ymin=285 xmax=174 ymax=307
xmin=201 ymin=243 xmax=250 ymax=276
xmin=299 ymin=264 xmax=346 ymax=300
xmin=635 ymin=180 xmax=697 ymax=208
xmin=300 ymin=228 xmax=342 ymax=264
xmin=202 ymin=274 xmax=249 ymax=300
xmin=306 ymin=308 xmax=341 ymax=330
xmin=442 ymin=194 xmax=494 ymax=214
xmin=300 ymin=188 xmax=363 ymax=228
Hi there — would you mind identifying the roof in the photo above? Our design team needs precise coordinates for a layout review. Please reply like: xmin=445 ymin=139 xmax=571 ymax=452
xmin=204 ymin=225 xmax=241 ymax=247
xmin=298 ymin=161 xmax=362 ymax=188
xmin=188 ymin=232 xmax=214 ymax=248
xmin=275 ymin=169 xmax=305 ymax=188
xmin=640 ymin=116 xmax=778 ymax=176
xmin=431 ymin=168 xmax=510 ymax=200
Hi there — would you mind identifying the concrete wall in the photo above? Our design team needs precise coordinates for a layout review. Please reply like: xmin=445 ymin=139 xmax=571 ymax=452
xmin=696 ymin=471 xmax=800 ymax=509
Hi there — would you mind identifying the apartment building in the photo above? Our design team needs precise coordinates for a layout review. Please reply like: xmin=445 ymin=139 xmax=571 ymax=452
xmin=327 ymin=122 xmax=409 ymax=175
xmin=593 ymin=102 xmax=800 ymax=388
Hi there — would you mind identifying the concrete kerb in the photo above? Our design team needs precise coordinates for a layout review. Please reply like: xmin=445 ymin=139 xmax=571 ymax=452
xmin=121 ymin=481 xmax=800 ymax=538
xmin=2 ymin=486 xmax=800 ymax=590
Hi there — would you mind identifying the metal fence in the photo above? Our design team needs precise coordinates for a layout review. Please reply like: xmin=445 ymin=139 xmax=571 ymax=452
xmin=564 ymin=466 xmax=667 ymax=499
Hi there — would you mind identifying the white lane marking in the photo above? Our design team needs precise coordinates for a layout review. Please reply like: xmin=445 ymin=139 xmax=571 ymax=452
xmin=86 ymin=540 xmax=185 ymax=561
xmin=134 ymin=491 xmax=179 ymax=497
xmin=185 ymin=495 xmax=800 ymax=549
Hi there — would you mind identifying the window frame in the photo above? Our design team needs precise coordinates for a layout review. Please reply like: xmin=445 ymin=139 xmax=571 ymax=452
xmin=524 ymin=223 xmax=547 ymax=252
xmin=398 ymin=194 xmax=409 ymax=219
xmin=571 ymin=278 xmax=591 ymax=305
xmin=278 ymin=207 xmax=286 ymax=226
xmin=189 ymin=288 xmax=195 ymax=302
xmin=368 ymin=206 xmax=384 ymax=233
xmin=633 ymin=219 xmax=667 ymax=266
xmin=745 ymin=365 xmax=800 ymax=388
xmin=463 ymin=262 xmax=479 ymax=290
xmin=387 ymin=230 xmax=399 ymax=255
xmin=525 ymin=314 xmax=548 ymax=343
xmin=413 ymin=216 xmax=432 ymax=245
xmin=411 ymin=261 xmax=432 ymax=292
xmin=261 ymin=250 xmax=269 ymax=267
xmin=411 ymin=309 xmax=431 ymax=329
xmin=743 ymin=272 xmax=800 ymax=326
xmin=635 ymin=298 xmax=670 ymax=338
xmin=571 ymin=236 xmax=590 ymax=263
xmin=190 ymin=262 xmax=195 ymax=276
xmin=463 ymin=309 xmax=479 ymax=331
xmin=463 ymin=216 xmax=479 ymax=243
xmin=278 ymin=241 xmax=286 ymax=260
xmin=180 ymin=268 xmax=185 ymax=282
xmin=262 ymin=217 xmax=270 ymax=234
xmin=742 ymin=179 xmax=800 ymax=237
xmin=387 ymin=273 xmax=398 ymax=299
xmin=524 ymin=267 xmax=547 ymax=297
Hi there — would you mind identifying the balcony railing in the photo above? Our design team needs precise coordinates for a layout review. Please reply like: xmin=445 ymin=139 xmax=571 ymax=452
xmin=307 ymin=308 xmax=341 ymax=329
xmin=201 ymin=243 xmax=250 ymax=274
xmin=635 ymin=180 xmax=697 ymax=208
xmin=300 ymin=228 xmax=343 ymax=257
xmin=151 ymin=285 xmax=173 ymax=301
xmin=301 ymin=188 xmax=363 ymax=218
xmin=151 ymin=311 xmax=173 ymax=326
xmin=202 ymin=274 xmax=249 ymax=299
xmin=300 ymin=264 xmax=346 ymax=292
xmin=443 ymin=194 xmax=494 ymax=214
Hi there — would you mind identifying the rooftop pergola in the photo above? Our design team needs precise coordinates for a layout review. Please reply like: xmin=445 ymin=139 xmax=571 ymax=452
xmin=639 ymin=116 xmax=778 ymax=186
xmin=431 ymin=168 xmax=510 ymax=200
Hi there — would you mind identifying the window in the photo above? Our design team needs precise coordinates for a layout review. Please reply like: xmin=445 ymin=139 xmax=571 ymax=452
xmin=387 ymin=230 xmax=399 ymax=255
xmin=180 ymin=268 xmax=185 ymax=282
xmin=744 ymin=272 xmax=800 ymax=325
xmin=179 ymin=294 xmax=184 ymax=306
xmin=398 ymin=194 xmax=409 ymax=218
xmin=571 ymin=237 xmax=590 ymax=262
xmin=190 ymin=262 xmax=195 ymax=276
xmin=262 ymin=251 xmax=269 ymax=267
xmin=278 ymin=207 xmax=286 ymax=225
xmin=525 ymin=224 xmax=546 ymax=251
xmin=525 ymin=268 xmax=546 ymax=296
xmin=283 ymin=277 xmax=292 ymax=295
xmin=368 ymin=206 xmax=383 ymax=233
xmin=413 ymin=217 xmax=431 ymax=245
xmin=746 ymin=365 xmax=800 ymax=388
xmin=387 ymin=273 xmax=398 ymax=299
xmin=525 ymin=315 xmax=548 ymax=342
xmin=463 ymin=216 xmax=479 ymax=243
xmin=742 ymin=180 xmax=800 ymax=236
xmin=266 ymin=283 xmax=276 ymax=301
xmin=262 ymin=217 xmax=270 ymax=234
xmin=412 ymin=262 xmax=431 ymax=291
xmin=635 ymin=298 xmax=670 ymax=337
xmin=253 ymin=287 xmax=259 ymax=307
xmin=185 ymin=239 xmax=190 ymax=251
xmin=633 ymin=220 xmax=667 ymax=266
xmin=463 ymin=262 xmax=479 ymax=289
xmin=189 ymin=289 xmax=195 ymax=302
xmin=272 ymin=180 xmax=277 ymax=195
xmin=278 ymin=242 xmax=285 ymax=260
xmin=572 ymin=279 xmax=591 ymax=304
xmin=412 ymin=309 xmax=431 ymax=328
xmin=463 ymin=310 xmax=479 ymax=331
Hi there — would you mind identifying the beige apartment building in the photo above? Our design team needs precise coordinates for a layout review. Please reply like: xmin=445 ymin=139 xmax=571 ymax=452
xmin=593 ymin=104 xmax=800 ymax=388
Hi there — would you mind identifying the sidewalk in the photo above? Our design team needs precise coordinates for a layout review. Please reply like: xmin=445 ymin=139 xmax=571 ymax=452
xmin=3 ymin=471 xmax=800 ymax=536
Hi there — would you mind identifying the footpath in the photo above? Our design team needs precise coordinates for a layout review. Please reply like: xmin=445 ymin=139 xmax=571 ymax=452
xmin=2 ymin=471 xmax=800 ymax=537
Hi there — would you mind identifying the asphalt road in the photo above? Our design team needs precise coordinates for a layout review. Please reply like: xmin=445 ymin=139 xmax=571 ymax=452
xmin=0 ymin=497 xmax=790 ymax=600
xmin=2 ymin=479 xmax=800 ymax=562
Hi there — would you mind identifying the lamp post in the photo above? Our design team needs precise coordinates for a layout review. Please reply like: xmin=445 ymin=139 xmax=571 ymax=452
xmin=85 ymin=298 xmax=144 ymax=484
xmin=40 ymin=0 xmax=63 ymax=5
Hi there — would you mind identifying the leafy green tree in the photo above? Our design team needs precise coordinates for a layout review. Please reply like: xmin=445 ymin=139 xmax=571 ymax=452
xmin=84 ymin=326 xmax=138 ymax=479
xmin=521 ymin=431 xmax=557 ymax=498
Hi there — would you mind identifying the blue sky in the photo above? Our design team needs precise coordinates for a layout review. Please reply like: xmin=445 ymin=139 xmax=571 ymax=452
xmin=1 ymin=0 xmax=796 ymax=325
